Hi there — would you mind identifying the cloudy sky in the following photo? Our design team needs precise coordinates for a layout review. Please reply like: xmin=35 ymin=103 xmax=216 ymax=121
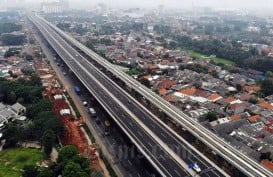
xmin=17 ymin=0 xmax=273 ymax=10
xmin=66 ymin=0 xmax=272 ymax=9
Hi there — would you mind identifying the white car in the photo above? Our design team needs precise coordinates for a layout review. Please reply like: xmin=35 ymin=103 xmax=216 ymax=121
xmin=193 ymin=163 xmax=201 ymax=173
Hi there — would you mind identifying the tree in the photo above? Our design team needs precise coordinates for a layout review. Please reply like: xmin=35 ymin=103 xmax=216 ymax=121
xmin=260 ymin=79 xmax=273 ymax=96
xmin=42 ymin=130 xmax=56 ymax=157
xmin=236 ymin=84 xmax=242 ymax=92
xmin=38 ymin=167 xmax=53 ymax=177
xmin=139 ymin=77 xmax=150 ymax=88
xmin=3 ymin=123 xmax=20 ymax=149
xmin=29 ymin=74 xmax=42 ymax=87
xmin=58 ymin=145 xmax=78 ymax=163
xmin=22 ymin=165 xmax=38 ymax=177
xmin=206 ymin=112 xmax=218 ymax=122
xmin=249 ymin=97 xmax=258 ymax=104
xmin=72 ymin=155 xmax=91 ymax=174
xmin=211 ymin=70 xmax=218 ymax=78
xmin=1 ymin=34 xmax=26 ymax=45
xmin=27 ymin=99 xmax=52 ymax=119
xmin=7 ymin=91 xmax=16 ymax=104
xmin=260 ymin=152 xmax=272 ymax=161
xmin=62 ymin=161 xmax=89 ymax=177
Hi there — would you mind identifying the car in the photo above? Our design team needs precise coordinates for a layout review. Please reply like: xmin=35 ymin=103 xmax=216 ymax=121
xmin=104 ymin=128 xmax=110 ymax=136
xmin=105 ymin=120 xmax=110 ymax=127
xmin=192 ymin=163 xmax=201 ymax=173
xmin=83 ymin=101 xmax=88 ymax=106
xmin=95 ymin=117 xmax=101 ymax=124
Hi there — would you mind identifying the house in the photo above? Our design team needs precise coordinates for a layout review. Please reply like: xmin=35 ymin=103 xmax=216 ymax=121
xmin=180 ymin=87 xmax=197 ymax=96
xmin=247 ymin=115 xmax=260 ymax=123
xmin=0 ymin=108 xmax=16 ymax=121
xmin=207 ymin=94 xmax=222 ymax=102
xmin=11 ymin=103 xmax=26 ymax=116
xmin=0 ymin=102 xmax=26 ymax=123
xmin=243 ymin=85 xmax=261 ymax=94
xmin=226 ymin=103 xmax=248 ymax=115
xmin=258 ymin=102 xmax=273 ymax=110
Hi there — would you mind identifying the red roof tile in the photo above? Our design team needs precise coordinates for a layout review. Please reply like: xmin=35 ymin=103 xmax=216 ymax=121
xmin=247 ymin=115 xmax=260 ymax=123
xmin=259 ymin=102 xmax=273 ymax=110
xmin=180 ymin=87 xmax=197 ymax=96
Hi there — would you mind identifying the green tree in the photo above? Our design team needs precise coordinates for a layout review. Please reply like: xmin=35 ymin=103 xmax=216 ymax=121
xmin=62 ymin=161 xmax=89 ymax=177
xmin=260 ymin=152 xmax=272 ymax=161
xmin=7 ymin=91 xmax=16 ymax=104
xmin=1 ymin=34 xmax=26 ymax=45
xmin=206 ymin=112 xmax=218 ymax=122
xmin=38 ymin=167 xmax=53 ymax=177
xmin=58 ymin=145 xmax=78 ymax=163
xmin=139 ymin=77 xmax=150 ymax=88
xmin=42 ymin=130 xmax=56 ymax=157
xmin=211 ymin=70 xmax=218 ymax=78
xmin=260 ymin=79 xmax=273 ymax=96
xmin=27 ymin=99 xmax=52 ymax=119
xmin=22 ymin=165 xmax=38 ymax=177
xmin=3 ymin=123 xmax=20 ymax=149
xmin=72 ymin=155 xmax=91 ymax=174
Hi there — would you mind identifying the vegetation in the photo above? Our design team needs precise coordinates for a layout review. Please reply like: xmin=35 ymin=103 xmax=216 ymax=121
xmin=42 ymin=130 xmax=56 ymax=157
xmin=206 ymin=112 xmax=218 ymax=122
xmin=4 ymin=47 xmax=21 ymax=58
xmin=1 ymin=78 xmax=63 ymax=153
xmin=260 ymin=79 xmax=273 ymax=96
xmin=0 ymin=22 xmax=21 ymax=34
xmin=189 ymin=51 xmax=235 ymax=65
xmin=1 ymin=34 xmax=26 ymax=45
xmin=0 ymin=77 xmax=43 ymax=105
xmin=0 ymin=148 xmax=44 ymax=177
xmin=260 ymin=152 xmax=272 ymax=161
xmin=20 ymin=145 xmax=91 ymax=177
xmin=139 ymin=77 xmax=151 ymax=88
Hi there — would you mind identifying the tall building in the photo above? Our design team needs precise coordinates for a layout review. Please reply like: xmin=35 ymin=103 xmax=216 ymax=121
xmin=41 ymin=0 xmax=69 ymax=14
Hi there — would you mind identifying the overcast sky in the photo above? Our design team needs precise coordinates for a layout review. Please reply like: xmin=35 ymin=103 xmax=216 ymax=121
xmin=66 ymin=0 xmax=273 ymax=9
xmin=20 ymin=0 xmax=273 ymax=10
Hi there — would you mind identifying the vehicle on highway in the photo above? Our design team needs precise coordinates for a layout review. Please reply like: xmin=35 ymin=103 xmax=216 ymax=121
xmin=74 ymin=86 xmax=81 ymax=95
xmin=104 ymin=127 xmax=110 ymax=136
xmin=193 ymin=163 xmax=201 ymax=173
xmin=105 ymin=120 xmax=110 ymax=127
xmin=83 ymin=101 xmax=88 ymax=106
xmin=95 ymin=117 xmax=100 ymax=124
xmin=89 ymin=107 xmax=96 ymax=117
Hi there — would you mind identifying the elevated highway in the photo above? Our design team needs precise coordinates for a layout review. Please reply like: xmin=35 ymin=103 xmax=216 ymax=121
xmin=37 ymin=15 xmax=273 ymax=177
xmin=29 ymin=14 xmax=262 ymax=177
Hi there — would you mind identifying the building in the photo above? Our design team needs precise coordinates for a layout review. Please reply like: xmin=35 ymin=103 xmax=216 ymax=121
xmin=0 ymin=102 xmax=26 ymax=125
xmin=41 ymin=0 xmax=69 ymax=14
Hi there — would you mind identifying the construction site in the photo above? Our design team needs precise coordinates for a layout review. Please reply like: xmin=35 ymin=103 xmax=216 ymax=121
xmin=33 ymin=52 xmax=107 ymax=176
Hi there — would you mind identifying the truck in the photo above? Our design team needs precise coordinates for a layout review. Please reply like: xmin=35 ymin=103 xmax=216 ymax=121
xmin=89 ymin=107 xmax=96 ymax=117
xmin=74 ymin=86 xmax=81 ymax=95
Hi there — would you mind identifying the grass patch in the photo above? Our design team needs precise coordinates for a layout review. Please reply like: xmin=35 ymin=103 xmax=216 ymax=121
xmin=189 ymin=51 xmax=234 ymax=65
xmin=0 ymin=148 xmax=44 ymax=177
xmin=82 ymin=123 xmax=96 ymax=143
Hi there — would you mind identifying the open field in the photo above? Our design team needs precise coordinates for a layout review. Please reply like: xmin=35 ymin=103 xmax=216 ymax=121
xmin=0 ymin=148 xmax=44 ymax=177
xmin=190 ymin=51 xmax=235 ymax=65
